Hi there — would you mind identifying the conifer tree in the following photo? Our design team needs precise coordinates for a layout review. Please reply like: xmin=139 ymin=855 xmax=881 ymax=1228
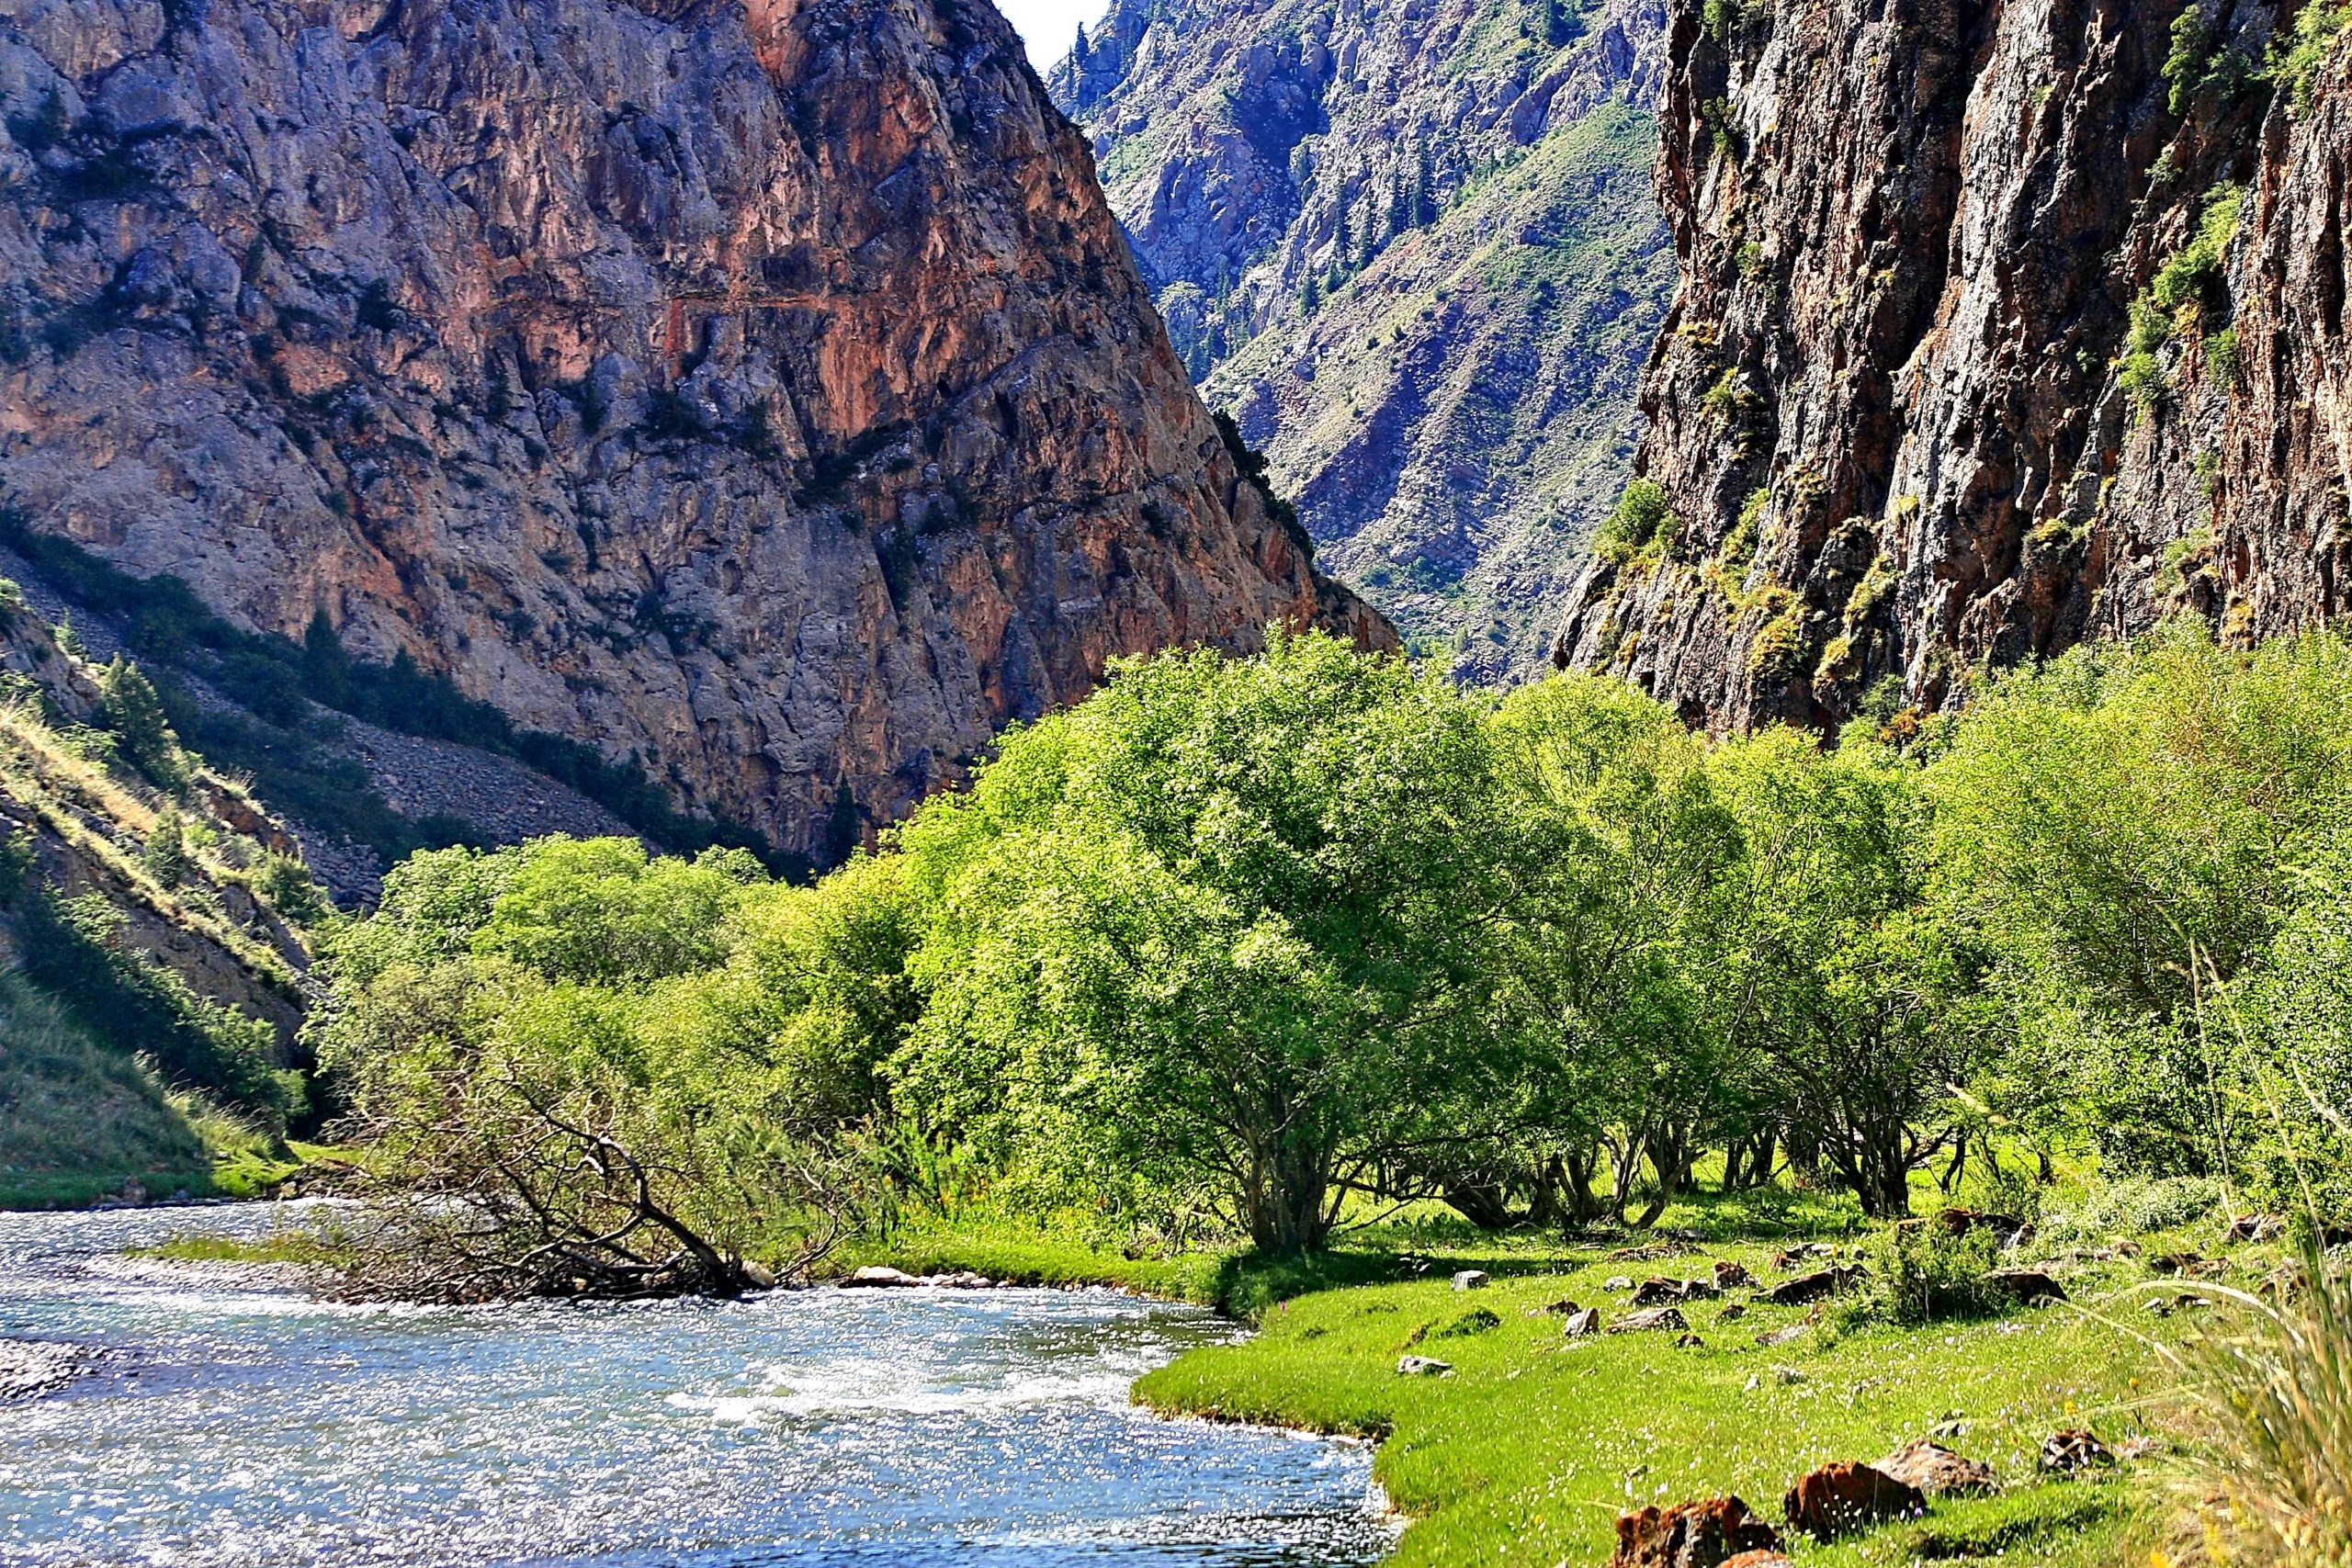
xmin=100 ymin=657 xmax=185 ymax=788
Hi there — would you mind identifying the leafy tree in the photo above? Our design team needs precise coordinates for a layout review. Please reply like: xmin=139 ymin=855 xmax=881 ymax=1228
xmin=1927 ymin=622 xmax=2352 ymax=1172
xmin=254 ymin=851 xmax=331 ymax=925
xmin=1483 ymin=673 xmax=1744 ymax=1225
xmin=897 ymin=630 xmax=1517 ymax=1252
xmin=470 ymin=837 xmax=763 ymax=987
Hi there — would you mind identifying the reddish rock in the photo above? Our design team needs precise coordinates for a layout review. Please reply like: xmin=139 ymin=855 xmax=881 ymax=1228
xmin=1872 ymin=1438 xmax=1998 ymax=1497
xmin=1718 ymin=1555 xmax=1794 ymax=1568
xmin=1782 ymin=1461 xmax=1927 ymax=1540
xmin=1610 ymin=1496 xmax=1782 ymax=1568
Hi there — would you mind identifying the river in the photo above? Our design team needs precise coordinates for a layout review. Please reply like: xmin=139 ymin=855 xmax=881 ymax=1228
xmin=0 ymin=1204 xmax=1395 ymax=1567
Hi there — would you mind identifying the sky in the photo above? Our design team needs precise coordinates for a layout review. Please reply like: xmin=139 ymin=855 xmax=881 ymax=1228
xmin=999 ymin=0 xmax=1097 ymax=70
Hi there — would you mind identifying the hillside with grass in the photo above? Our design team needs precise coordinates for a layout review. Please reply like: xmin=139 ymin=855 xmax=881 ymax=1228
xmin=1053 ymin=0 xmax=1672 ymax=681
xmin=0 ymin=580 xmax=335 ymax=1206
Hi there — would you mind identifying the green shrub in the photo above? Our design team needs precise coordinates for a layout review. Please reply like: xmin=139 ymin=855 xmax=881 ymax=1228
xmin=254 ymin=852 xmax=331 ymax=924
xmin=97 ymin=656 xmax=186 ymax=789
xmin=1868 ymin=1219 xmax=2006 ymax=1325
xmin=144 ymin=807 xmax=188 ymax=888
xmin=2269 ymin=0 xmax=2352 ymax=111
xmin=1595 ymin=479 xmax=1674 ymax=563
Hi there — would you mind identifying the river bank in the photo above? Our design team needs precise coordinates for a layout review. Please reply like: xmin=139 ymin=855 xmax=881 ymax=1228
xmin=846 ymin=1193 xmax=2261 ymax=1568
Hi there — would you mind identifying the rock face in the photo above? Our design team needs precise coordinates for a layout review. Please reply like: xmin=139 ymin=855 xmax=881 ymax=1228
xmin=1555 ymin=0 xmax=2352 ymax=725
xmin=1054 ymin=0 xmax=1673 ymax=681
xmin=0 ymin=0 xmax=1385 ymax=863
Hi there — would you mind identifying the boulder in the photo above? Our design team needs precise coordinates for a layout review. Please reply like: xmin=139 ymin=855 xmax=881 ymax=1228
xmin=840 ymin=1266 xmax=922 ymax=1288
xmin=2040 ymin=1429 xmax=2115 ymax=1473
xmin=1634 ymin=1277 xmax=1719 ymax=1306
xmin=1453 ymin=1269 xmax=1491 ymax=1291
xmin=1782 ymin=1461 xmax=1927 ymax=1540
xmin=1604 ymin=1275 xmax=1637 ymax=1292
xmin=1719 ymin=1302 xmax=1747 ymax=1321
xmin=1609 ymin=1306 xmax=1691 ymax=1334
xmin=1609 ymin=1495 xmax=1782 ymax=1568
xmin=739 ymin=1259 xmax=779 ymax=1290
xmin=1713 ymin=1260 xmax=1755 ymax=1289
xmin=1563 ymin=1307 xmax=1603 ymax=1337
xmin=1544 ymin=1298 xmax=1583 ymax=1316
xmin=1984 ymin=1269 xmax=2068 ymax=1305
xmin=1396 ymin=1355 xmax=1453 ymax=1377
xmin=1762 ymin=1266 xmax=1862 ymax=1306
xmin=932 ymin=1270 xmax=994 ymax=1289
xmin=1872 ymin=1438 xmax=1997 ymax=1496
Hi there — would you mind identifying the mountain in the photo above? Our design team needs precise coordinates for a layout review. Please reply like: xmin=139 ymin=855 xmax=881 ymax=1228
xmin=1053 ymin=0 xmax=1673 ymax=681
xmin=0 ymin=0 xmax=1386 ymax=874
xmin=1554 ymin=0 xmax=2352 ymax=726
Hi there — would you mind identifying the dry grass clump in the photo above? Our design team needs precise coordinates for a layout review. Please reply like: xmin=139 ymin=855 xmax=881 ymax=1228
xmin=2161 ymin=1254 xmax=2352 ymax=1568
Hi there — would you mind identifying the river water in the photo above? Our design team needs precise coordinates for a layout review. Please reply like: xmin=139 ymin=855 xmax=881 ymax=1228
xmin=0 ymin=1204 xmax=1393 ymax=1568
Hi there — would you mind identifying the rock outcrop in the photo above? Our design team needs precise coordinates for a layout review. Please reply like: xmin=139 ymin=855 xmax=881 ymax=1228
xmin=1054 ymin=0 xmax=1672 ymax=681
xmin=0 ymin=0 xmax=1385 ymax=863
xmin=1555 ymin=0 xmax=2352 ymax=726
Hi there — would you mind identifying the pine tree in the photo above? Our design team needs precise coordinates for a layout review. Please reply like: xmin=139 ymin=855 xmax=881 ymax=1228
xmin=301 ymin=608 xmax=351 ymax=708
xmin=53 ymin=614 xmax=84 ymax=660
xmin=1073 ymin=20 xmax=1091 ymax=64
xmin=100 ymin=657 xmax=185 ymax=788
xmin=1302 ymin=272 xmax=1322 ymax=312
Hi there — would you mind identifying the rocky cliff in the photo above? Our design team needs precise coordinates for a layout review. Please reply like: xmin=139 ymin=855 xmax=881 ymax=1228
xmin=1055 ymin=0 xmax=1673 ymax=681
xmin=0 ymin=0 xmax=1385 ymax=863
xmin=1555 ymin=0 xmax=2352 ymax=727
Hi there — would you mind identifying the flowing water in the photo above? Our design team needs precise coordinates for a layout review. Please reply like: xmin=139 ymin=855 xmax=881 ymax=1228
xmin=0 ymin=1204 xmax=1394 ymax=1567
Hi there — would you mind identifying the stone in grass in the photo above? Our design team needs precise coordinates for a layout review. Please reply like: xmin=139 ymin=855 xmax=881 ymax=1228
xmin=1754 ymin=1324 xmax=1807 ymax=1348
xmin=1762 ymin=1266 xmax=1866 ymax=1306
xmin=2041 ymin=1429 xmax=2116 ymax=1473
xmin=1604 ymin=1275 xmax=1637 ymax=1292
xmin=1608 ymin=1306 xmax=1690 ymax=1334
xmin=1453 ymin=1269 xmax=1490 ymax=1291
xmin=1719 ymin=1555 xmax=1795 ymax=1568
xmin=1674 ymin=1332 xmax=1706 ymax=1348
xmin=1396 ymin=1355 xmax=1453 ymax=1377
xmin=1872 ymin=1438 xmax=1998 ymax=1496
xmin=1713 ymin=1260 xmax=1755 ymax=1290
xmin=1718 ymin=1302 xmax=1747 ymax=1321
xmin=1782 ymin=1461 xmax=1927 ymax=1540
xmin=1984 ymin=1269 xmax=2068 ymax=1306
xmin=1563 ymin=1306 xmax=1603 ymax=1337
xmin=1609 ymin=1495 xmax=1782 ymax=1568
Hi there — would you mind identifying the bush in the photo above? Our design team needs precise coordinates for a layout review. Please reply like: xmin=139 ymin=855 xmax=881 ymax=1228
xmin=2037 ymin=1175 xmax=2222 ymax=1247
xmin=1595 ymin=479 xmax=1673 ymax=564
xmin=1868 ymin=1220 xmax=2007 ymax=1325
xmin=97 ymin=656 xmax=186 ymax=789
xmin=254 ymin=852 xmax=331 ymax=925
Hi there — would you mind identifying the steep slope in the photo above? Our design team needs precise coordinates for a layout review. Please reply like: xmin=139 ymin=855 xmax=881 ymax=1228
xmin=0 ymin=0 xmax=1385 ymax=864
xmin=1055 ymin=0 xmax=1672 ymax=681
xmin=1555 ymin=0 xmax=2352 ymax=728
xmin=0 ymin=587 xmax=328 ymax=1204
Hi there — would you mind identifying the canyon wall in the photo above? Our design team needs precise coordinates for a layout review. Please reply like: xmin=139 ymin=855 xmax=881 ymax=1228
xmin=0 ymin=0 xmax=1385 ymax=861
xmin=1555 ymin=0 xmax=2352 ymax=727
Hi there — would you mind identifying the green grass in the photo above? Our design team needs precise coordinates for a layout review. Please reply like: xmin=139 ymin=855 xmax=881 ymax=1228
xmin=0 ymin=966 xmax=212 ymax=1206
xmin=131 ymin=1227 xmax=345 ymax=1268
xmin=1134 ymin=1224 xmax=2172 ymax=1568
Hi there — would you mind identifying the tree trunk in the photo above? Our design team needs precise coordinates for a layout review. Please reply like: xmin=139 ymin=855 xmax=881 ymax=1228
xmin=1248 ymin=1137 xmax=1333 ymax=1253
xmin=1442 ymin=1176 xmax=1511 ymax=1231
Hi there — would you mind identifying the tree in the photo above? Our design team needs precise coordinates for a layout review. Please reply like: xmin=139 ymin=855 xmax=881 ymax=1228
xmin=1483 ymin=673 xmax=1746 ymax=1227
xmin=1713 ymin=729 xmax=1976 ymax=1218
xmin=896 ymin=630 xmax=1518 ymax=1252
xmin=1927 ymin=621 xmax=2352 ymax=1172
xmin=98 ymin=656 xmax=184 ymax=788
